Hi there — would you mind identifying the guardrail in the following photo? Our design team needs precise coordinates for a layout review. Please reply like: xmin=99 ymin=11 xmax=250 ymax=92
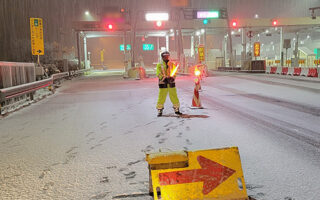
xmin=0 ymin=78 xmax=53 ymax=102
xmin=0 ymin=69 xmax=90 ymax=114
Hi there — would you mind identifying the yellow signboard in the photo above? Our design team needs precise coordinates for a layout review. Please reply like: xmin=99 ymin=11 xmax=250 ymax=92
xmin=150 ymin=147 xmax=248 ymax=200
xmin=170 ymin=0 xmax=189 ymax=7
xmin=254 ymin=42 xmax=260 ymax=57
xmin=100 ymin=49 xmax=105 ymax=63
xmin=198 ymin=45 xmax=205 ymax=62
xmin=30 ymin=18 xmax=44 ymax=55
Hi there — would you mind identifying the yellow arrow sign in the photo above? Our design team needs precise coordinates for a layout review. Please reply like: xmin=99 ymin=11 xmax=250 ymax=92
xmin=30 ymin=18 xmax=44 ymax=55
xmin=150 ymin=147 xmax=248 ymax=200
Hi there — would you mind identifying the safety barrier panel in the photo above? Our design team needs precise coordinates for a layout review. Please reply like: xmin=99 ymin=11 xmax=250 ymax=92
xmin=281 ymin=67 xmax=288 ymax=75
xmin=0 ymin=62 xmax=36 ymax=89
xmin=266 ymin=66 xmax=319 ymax=78
xmin=270 ymin=66 xmax=277 ymax=74
xmin=287 ymin=67 xmax=294 ymax=75
xmin=265 ymin=66 xmax=271 ymax=73
xmin=293 ymin=67 xmax=301 ymax=76
xmin=307 ymin=68 xmax=318 ymax=77
xmin=300 ymin=68 xmax=309 ymax=76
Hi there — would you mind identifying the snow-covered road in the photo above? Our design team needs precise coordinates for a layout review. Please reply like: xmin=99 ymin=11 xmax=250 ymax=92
xmin=1 ymin=72 xmax=320 ymax=200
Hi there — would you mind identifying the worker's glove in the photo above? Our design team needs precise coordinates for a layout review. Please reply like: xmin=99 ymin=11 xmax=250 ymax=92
xmin=168 ymin=77 xmax=175 ymax=83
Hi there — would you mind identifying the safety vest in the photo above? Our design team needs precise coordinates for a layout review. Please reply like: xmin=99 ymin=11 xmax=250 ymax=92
xmin=157 ymin=61 xmax=173 ymax=80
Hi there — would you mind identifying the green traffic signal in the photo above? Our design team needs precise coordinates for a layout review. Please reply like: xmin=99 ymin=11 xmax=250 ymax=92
xmin=203 ymin=19 xmax=209 ymax=24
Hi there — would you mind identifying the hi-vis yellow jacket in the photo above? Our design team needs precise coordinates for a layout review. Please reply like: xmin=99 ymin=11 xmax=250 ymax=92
xmin=156 ymin=61 xmax=175 ymax=80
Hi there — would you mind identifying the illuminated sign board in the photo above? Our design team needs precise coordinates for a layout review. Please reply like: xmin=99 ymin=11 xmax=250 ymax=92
xmin=254 ymin=42 xmax=260 ymax=57
xmin=143 ymin=44 xmax=154 ymax=51
xmin=197 ymin=11 xmax=220 ymax=19
xmin=120 ymin=44 xmax=131 ymax=51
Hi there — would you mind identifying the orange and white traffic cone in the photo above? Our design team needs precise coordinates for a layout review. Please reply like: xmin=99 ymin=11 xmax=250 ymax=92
xmin=191 ymin=78 xmax=203 ymax=109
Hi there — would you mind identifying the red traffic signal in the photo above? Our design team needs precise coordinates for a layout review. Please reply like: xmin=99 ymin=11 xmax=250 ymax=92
xmin=272 ymin=19 xmax=278 ymax=26
xmin=231 ymin=20 xmax=238 ymax=28
xmin=105 ymin=23 xmax=113 ymax=30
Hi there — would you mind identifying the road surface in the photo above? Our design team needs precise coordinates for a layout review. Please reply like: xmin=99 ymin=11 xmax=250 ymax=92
xmin=1 ymin=71 xmax=320 ymax=200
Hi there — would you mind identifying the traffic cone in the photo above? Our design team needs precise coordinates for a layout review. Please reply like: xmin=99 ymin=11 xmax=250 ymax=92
xmin=191 ymin=78 xmax=203 ymax=109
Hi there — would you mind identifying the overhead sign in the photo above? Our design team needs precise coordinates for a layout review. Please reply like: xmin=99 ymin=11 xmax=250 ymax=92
xmin=254 ymin=42 xmax=260 ymax=57
xmin=143 ymin=44 xmax=154 ymax=51
xmin=120 ymin=44 xmax=131 ymax=51
xmin=30 ymin=18 xmax=44 ymax=55
xmin=170 ymin=0 xmax=189 ymax=7
xmin=198 ymin=45 xmax=205 ymax=61
xmin=314 ymin=48 xmax=320 ymax=59
xmin=197 ymin=11 xmax=219 ymax=19
xmin=150 ymin=147 xmax=248 ymax=200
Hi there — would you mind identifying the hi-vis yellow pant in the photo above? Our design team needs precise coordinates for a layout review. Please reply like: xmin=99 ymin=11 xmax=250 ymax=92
xmin=156 ymin=86 xmax=180 ymax=110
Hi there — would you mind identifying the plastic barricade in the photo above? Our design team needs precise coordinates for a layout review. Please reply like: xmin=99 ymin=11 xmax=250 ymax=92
xmin=270 ymin=66 xmax=277 ymax=74
xmin=281 ymin=67 xmax=288 ymax=75
xmin=276 ymin=67 xmax=282 ymax=74
xmin=300 ymin=68 xmax=309 ymax=76
xmin=293 ymin=67 xmax=301 ymax=76
xmin=307 ymin=68 xmax=318 ymax=77
xmin=265 ymin=66 xmax=271 ymax=74
xmin=287 ymin=67 xmax=294 ymax=75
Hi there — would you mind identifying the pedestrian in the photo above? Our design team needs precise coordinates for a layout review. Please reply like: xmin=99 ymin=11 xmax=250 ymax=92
xmin=156 ymin=51 xmax=182 ymax=117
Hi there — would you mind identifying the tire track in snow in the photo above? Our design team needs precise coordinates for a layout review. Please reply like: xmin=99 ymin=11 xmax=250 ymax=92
xmin=181 ymin=88 xmax=320 ymax=149
xmin=210 ymin=85 xmax=320 ymax=116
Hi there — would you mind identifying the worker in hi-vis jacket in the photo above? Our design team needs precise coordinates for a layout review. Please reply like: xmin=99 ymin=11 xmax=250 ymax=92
xmin=156 ymin=51 xmax=182 ymax=117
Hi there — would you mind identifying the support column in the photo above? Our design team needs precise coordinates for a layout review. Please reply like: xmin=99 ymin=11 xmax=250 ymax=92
xmin=166 ymin=35 xmax=169 ymax=51
xmin=191 ymin=35 xmax=194 ymax=57
xmin=123 ymin=31 xmax=128 ymax=76
xmin=76 ymin=32 xmax=81 ymax=69
xmin=280 ymin=27 xmax=283 ymax=66
xmin=293 ymin=33 xmax=299 ymax=67
xmin=224 ymin=35 xmax=228 ymax=67
xmin=83 ymin=36 xmax=88 ymax=69
xmin=204 ymin=29 xmax=207 ymax=64
xmin=241 ymin=28 xmax=247 ymax=68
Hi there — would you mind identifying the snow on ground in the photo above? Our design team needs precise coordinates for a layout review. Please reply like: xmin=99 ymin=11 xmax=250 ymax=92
xmin=0 ymin=72 xmax=320 ymax=200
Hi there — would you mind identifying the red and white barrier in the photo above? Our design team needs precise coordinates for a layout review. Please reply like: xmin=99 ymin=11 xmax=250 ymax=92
xmin=266 ymin=66 xmax=319 ymax=78
xmin=281 ymin=67 xmax=288 ymax=75
xmin=307 ymin=68 xmax=318 ymax=77
xmin=300 ymin=68 xmax=309 ymax=76
xmin=287 ymin=67 xmax=294 ymax=75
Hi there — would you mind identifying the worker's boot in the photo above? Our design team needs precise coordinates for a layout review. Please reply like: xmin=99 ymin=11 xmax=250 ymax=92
xmin=157 ymin=109 xmax=163 ymax=117
xmin=174 ymin=107 xmax=182 ymax=115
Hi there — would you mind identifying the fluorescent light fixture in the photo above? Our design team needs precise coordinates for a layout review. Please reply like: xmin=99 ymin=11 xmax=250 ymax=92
xmin=145 ymin=13 xmax=169 ymax=21
xmin=196 ymin=31 xmax=200 ymax=36
xmin=197 ymin=11 xmax=219 ymax=19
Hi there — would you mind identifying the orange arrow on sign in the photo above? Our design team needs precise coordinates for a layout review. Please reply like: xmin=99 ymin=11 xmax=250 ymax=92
xmin=159 ymin=156 xmax=235 ymax=195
